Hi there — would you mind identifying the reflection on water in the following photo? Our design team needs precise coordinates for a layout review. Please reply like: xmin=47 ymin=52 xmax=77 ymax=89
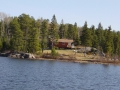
xmin=0 ymin=57 xmax=120 ymax=90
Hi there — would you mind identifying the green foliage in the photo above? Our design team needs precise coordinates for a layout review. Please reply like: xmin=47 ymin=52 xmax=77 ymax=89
xmin=0 ymin=37 xmax=2 ymax=50
xmin=90 ymin=25 xmax=98 ymax=48
xmin=73 ymin=22 xmax=78 ymax=39
xmin=40 ymin=19 xmax=49 ymax=53
xmin=49 ymin=14 xmax=59 ymax=49
xmin=63 ymin=24 xmax=68 ymax=38
xmin=36 ymin=51 xmax=42 ymax=55
xmin=104 ymin=26 xmax=113 ymax=56
xmin=51 ymin=47 xmax=58 ymax=58
xmin=73 ymin=22 xmax=80 ymax=45
xmin=49 ymin=15 xmax=59 ymax=39
xmin=96 ymin=23 xmax=103 ymax=42
xmin=59 ymin=19 xmax=65 ymax=39
xmin=1 ymin=12 xmax=120 ymax=59
xmin=113 ymin=31 xmax=120 ymax=56
xmin=67 ymin=24 xmax=74 ymax=39
xmin=18 ymin=13 xmax=33 ymax=52
xmin=81 ymin=21 xmax=92 ymax=47
xmin=10 ymin=17 xmax=23 ymax=52
xmin=28 ymin=27 xmax=40 ymax=53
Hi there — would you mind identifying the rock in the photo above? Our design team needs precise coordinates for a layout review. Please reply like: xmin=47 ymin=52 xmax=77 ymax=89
xmin=0 ymin=52 xmax=11 ymax=57
xmin=22 ymin=53 xmax=36 ymax=59
xmin=24 ymin=53 xmax=29 ymax=58
xmin=28 ymin=53 xmax=36 ymax=59
xmin=10 ymin=54 xmax=17 ymax=58
xmin=2 ymin=52 xmax=36 ymax=59
xmin=0 ymin=53 xmax=6 ymax=57
xmin=16 ymin=54 xmax=21 ymax=58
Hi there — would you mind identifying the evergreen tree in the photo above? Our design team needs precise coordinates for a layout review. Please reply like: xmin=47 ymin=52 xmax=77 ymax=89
xmin=113 ymin=31 xmax=120 ymax=59
xmin=28 ymin=27 xmax=40 ymax=53
xmin=59 ymin=19 xmax=64 ymax=39
xmin=96 ymin=23 xmax=103 ymax=47
xmin=81 ymin=21 xmax=92 ymax=46
xmin=116 ymin=31 xmax=120 ymax=57
xmin=67 ymin=24 xmax=74 ymax=39
xmin=18 ymin=13 xmax=32 ymax=52
xmin=10 ymin=17 xmax=23 ymax=52
xmin=81 ymin=21 xmax=92 ymax=56
xmin=49 ymin=14 xmax=59 ymax=49
xmin=104 ymin=26 xmax=113 ymax=58
xmin=63 ymin=24 xmax=68 ymax=38
xmin=0 ymin=37 xmax=2 ymax=51
xmin=90 ymin=25 xmax=98 ymax=48
xmin=1 ymin=12 xmax=120 ymax=58
xmin=73 ymin=22 xmax=80 ymax=45
xmin=40 ymin=19 xmax=49 ymax=53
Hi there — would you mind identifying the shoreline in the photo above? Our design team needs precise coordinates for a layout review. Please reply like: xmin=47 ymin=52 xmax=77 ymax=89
xmin=34 ymin=57 xmax=120 ymax=65
xmin=1 ymin=50 xmax=120 ymax=65
xmin=7 ymin=56 xmax=120 ymax=65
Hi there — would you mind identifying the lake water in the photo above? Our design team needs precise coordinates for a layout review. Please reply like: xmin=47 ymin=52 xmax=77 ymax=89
xmin=0 ymin=57 xmax=120 ymax=90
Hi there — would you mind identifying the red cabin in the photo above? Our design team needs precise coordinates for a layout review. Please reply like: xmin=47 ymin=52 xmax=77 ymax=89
xmin=54 ymin=39 xmax=74 ymax=49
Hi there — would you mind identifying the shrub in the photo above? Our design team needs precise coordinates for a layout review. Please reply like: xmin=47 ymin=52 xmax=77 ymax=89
xmin=36 ymin=51 xmax=42 ymax=55
xmin=51 ymin=47 xmax=59 ymax=58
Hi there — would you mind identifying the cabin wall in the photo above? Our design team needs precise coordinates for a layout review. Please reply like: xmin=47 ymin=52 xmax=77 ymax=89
xmin=54 ymin=42 xmax=72 ymax=48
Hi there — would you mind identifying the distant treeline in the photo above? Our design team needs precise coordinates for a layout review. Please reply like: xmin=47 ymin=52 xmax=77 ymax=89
xmin=0 ymin=12 xmax=120 ymax=58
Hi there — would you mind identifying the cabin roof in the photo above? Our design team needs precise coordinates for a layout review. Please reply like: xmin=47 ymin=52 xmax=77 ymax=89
xmin=57 ymin=39 xmax=73 ymax=43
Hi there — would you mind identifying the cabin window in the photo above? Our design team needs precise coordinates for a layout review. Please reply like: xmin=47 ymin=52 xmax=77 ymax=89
xmin=62 ymin=42 xmax=65 ymax=45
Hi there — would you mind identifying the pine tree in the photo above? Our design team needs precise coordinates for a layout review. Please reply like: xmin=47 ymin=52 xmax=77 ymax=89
xmin=67 ymin=24 xmax=74 ymax=39
xmin=59 ymin=19 xmax=64 ymax=39
xmin=81 ymin=21 xmax=92 ymax=56
xmin=40 ymin=19 xmax=49 ymax=53
xmin=18 ymin=13 xmax=32 ymax=52
xmin=116 ymin=31 xmax=120 ymax=58
xmin=0 ymin=37 xmax=2 ymax=51
xmin=113 ymin=31 xmax=120 ymax=59
xmin=49 ymin=14 xmax=59 ymax=49
xmin=63 ymin=24 xmax=68 ymax=39
xmin=73 ymin=22 xmax=80 ymax=45
xmin=10 ymin=17 xmax=23 ymax=52
xmin=28 ymin=27 xmax=40 ymax=53
xmin=90 ymin=25 xmax=98 ymax=48
xmin=104 ymin=26 xmax=113 ymax=58
xmin=96 ymin=23 xmax=103 ymax=47
xmin=81 ymin=21 xmax=92 ymax=46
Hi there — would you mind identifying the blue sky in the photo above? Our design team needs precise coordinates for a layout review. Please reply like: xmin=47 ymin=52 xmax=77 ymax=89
xmin=0 ymin=0 xmax=120 ymax=30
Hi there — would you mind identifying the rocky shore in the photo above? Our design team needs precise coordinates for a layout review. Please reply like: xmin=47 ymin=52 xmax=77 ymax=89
xmin=1 ymin=51 xmax=120 ymax=65
xmin=0 ymin=51 xmax=35 ymax=59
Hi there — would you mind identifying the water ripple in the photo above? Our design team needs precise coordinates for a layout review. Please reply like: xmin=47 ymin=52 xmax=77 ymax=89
xmin=0 ymin=57 xmax=120 ymax=90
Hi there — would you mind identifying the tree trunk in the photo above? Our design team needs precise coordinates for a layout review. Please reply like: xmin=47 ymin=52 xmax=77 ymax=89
xmin=84 ymin=46 xmax=86 ymax=57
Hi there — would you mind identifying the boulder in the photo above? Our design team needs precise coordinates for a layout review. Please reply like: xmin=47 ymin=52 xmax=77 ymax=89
xmin=10 ymin=54 xmax=17 ymax=58
xmin=0 ymin=52 xmax=12 ymax=57
xmin=29 ymin=54 xmax=36 ymax=59
xmin=16 ymin=54 xmax=21 ymax=58
xmin=6 ymin=52 xmax=36 ymax=59
xmin=23 ymin=53 xmax=36 ymax=59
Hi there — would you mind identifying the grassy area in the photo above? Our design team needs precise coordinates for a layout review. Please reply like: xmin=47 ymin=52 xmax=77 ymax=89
xmin=36 ymin=49 xmax=120 ymax=65
xmin=44 ymin=50 xmax=74 ymax=55
xmin=43 ymin=49 xmax=98 ymax=61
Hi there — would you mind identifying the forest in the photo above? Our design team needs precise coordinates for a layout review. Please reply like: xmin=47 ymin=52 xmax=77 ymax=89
xmin=0 ymin=12 xmax=120 ymax=59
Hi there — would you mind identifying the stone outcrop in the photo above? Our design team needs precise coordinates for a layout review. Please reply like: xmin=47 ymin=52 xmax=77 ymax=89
xmin=10 ymin=53 xmax=36 ymax=59
xmin=23 ymin=53 xmax=36 ymax=59
xmin=0 ymin=52 xmax=11 ymax=57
